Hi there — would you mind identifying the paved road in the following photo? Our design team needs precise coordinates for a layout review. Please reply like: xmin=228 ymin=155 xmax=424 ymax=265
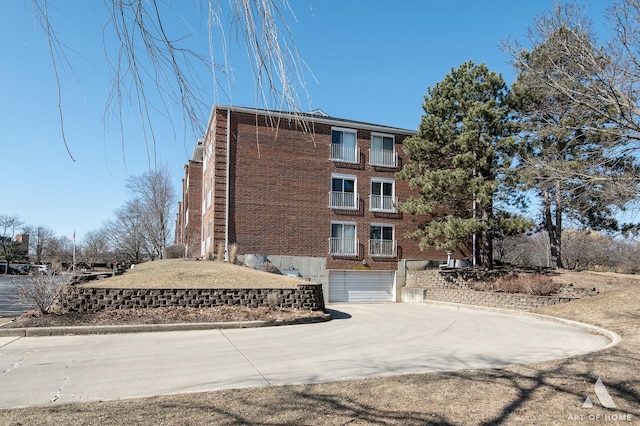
xmin=0 ymin=303 xmax=613 ymax=409
xmin=0 ymin=277 xmax=35 ymax=318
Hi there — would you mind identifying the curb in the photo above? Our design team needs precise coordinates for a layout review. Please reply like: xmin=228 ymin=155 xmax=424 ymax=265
xmin=421 ymin=300 xmax=622 ymax=351
xmin=0 ymin=313 xmax=332 ymax=337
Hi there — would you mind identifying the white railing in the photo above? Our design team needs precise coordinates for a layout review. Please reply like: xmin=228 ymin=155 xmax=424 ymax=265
xmin=329 ymin=238 xmax=359 ymax=256
xmin=331 ymin=143 xmax=360 ymax=163
xmin=369 ymin=239 xmax=397 ymax=257
xmin=369 ymin=149 xmax=397 ymax=167
xmin=369 ymin=195 xmax=397 ymax=212
xmin=329 ymin=191 xmax=359 ymax=210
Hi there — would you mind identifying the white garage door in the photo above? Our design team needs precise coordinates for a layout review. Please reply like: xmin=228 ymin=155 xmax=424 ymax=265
xmin=329 ymin=271 xmax=394 ymax=302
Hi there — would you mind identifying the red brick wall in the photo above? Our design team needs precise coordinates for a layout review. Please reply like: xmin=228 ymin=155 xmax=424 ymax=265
xmin=184 ymin=160 xmax=203 ymax=256
xmin=175 ymin=160 xmax=203 ymax=257
xmin=201 ymin=108 xmax=447 ymax=270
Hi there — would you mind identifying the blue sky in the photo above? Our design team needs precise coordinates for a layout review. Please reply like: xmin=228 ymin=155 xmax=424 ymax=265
xmin=1 ymin=0 xmax=610 ymax=243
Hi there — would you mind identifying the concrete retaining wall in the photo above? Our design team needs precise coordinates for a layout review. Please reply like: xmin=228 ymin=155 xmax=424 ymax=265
xmin=62 ymin=283 xmax=325 ymax=313
xmin=267 ymin=255 xmax=329 ymax=302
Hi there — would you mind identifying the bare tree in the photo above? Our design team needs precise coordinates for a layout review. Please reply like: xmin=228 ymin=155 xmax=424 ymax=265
xmin=104 ymin=204 xmax=146 ymax=263
xmin=46 ymin=236 xmax=75 ymax=269
xmin=561 ymin=229 xmax=615 ymax=270
xmin=27 ymin=0 xmax=311 ymax=162
xmin=614 ymin=236 xmax=640 ymax=273
xmin=0 ymin=215 xmax=26 ymax=274
xmin=82 ymin=229 xmax=111 ymax=266
xmin=126 ymin=165 xmax=177 ymax=259
xmin=505 ymin=1 xmax=640 ymax=150
xmin=497 ymin=232 xmax=553 ymax=268
xmin=22 ymin=225 xmax=57 ymax=265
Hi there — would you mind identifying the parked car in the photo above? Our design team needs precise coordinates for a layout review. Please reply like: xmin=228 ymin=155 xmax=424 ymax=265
xmin=0 ymin=264 xmax=20 ymax=275
xmin=33 ymin=264 xmax=49 ymax=274
xmin=15 ymin=264 xmax=31 ymax=275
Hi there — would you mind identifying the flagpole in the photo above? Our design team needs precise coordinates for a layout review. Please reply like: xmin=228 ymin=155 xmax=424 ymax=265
xmin=72 ymin=231 xmax=76 ymax=278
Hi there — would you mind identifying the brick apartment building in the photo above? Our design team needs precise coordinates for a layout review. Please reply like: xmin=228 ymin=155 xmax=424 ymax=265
xmin=174 ymin=140 xmax=204 ymax=258
xmin=179 ymin=105 xmax=448 ymax=303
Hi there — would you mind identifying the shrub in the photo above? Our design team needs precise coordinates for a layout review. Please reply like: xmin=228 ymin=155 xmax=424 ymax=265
xmin=490 ymin=273 xmax=560 ymax=296
xmin=12 ymin=267 xmax=67 ymax=314
xmin=228 ymin=243 xmax=238 ymax=264
xmin=216 ymin=242 xmax=225 ymax=262
xmin=266 ymin=292 xmax=278 ymax=310
xmin=262 ymin=261 xmax=281 ymax=274
xmin=493 ymin=275 xmax=526 ymax=294
xmin=470 ymin=280 xmax=495 ymax=292
xmin=165 ymin=244 xmax=185 ymax=259
xmin=522 ymin=274 xmax=561 ymax=296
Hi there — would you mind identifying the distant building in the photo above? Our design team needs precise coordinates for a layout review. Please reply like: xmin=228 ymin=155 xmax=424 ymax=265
xmin=15 ymin=234 xmax=29 ymax=254
xmin=174 ymin=140 xmax=203 ymax=258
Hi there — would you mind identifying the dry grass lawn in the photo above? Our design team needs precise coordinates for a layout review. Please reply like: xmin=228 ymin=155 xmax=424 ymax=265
xmin=86 ymin=258 xmax=308 ymax=288
xmin=1 ymin=266 xmax=639 ymax=425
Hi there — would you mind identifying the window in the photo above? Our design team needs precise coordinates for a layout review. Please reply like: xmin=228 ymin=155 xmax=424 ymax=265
xmin=370 ymin=178 xmax=396 ymax=212
xmin=369 ymin=224 xmax=396 ymax=257
xmin=331 ymin=128 xmax=359 ymax=163
xmin=330 ymin=174 xmax=358 ymax=209
xmin=330 ymin=222 xmax=358 ymax=256
xmin=370 ymin=134 xmax=397 ymax=167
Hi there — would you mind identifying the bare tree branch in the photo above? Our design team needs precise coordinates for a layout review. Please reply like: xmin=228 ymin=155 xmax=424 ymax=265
xmin=29 ymin=0 xmax=311 ymax=163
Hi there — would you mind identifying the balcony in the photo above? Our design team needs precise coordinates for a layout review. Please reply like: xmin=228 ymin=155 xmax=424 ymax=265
xmin=369 ymin=149 xmax=398 ymax=168
xmin=369 ymin=194 xmax=397 ymax=212
xmin=329 ymin=238 xmax=359 ymax=256
xmin=369 ymin=239 xmax=397 ymax=257
xmin=330 ymin=191 xmax=359 ymax=210
xmin=331 ymin=143 xmax=360 ymax=163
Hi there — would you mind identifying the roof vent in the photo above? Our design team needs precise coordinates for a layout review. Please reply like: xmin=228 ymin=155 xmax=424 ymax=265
xmin=310 ymin=109 xmax=329 ymax=117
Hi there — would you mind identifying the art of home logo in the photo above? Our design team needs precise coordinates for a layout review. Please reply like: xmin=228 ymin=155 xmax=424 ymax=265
xmin=567 ymin=378 xmax=634 ymax=422
xmin=582 ymin=378 xmax=616 ymax=409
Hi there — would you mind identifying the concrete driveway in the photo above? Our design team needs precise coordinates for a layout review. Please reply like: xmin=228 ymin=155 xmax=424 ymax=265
xmin=0 ymin=303 xmax=614 ymax=409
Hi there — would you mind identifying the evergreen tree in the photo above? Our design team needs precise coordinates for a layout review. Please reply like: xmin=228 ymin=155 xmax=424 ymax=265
xmin=398 ymin=62 xmax=522 ymax=267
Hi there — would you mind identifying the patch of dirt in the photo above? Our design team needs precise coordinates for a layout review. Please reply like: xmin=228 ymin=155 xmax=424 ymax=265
xmin=2 ymin=306 xmax=326 ymax=329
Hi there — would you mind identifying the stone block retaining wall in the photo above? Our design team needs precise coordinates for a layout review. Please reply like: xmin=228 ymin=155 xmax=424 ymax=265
xmin=62 ymin=283 xmax=325 ymax=313
xmin=406 ymin=270 xmax=471 ymax=289
xmin=404 ymin=270 xmax=596 ymax=311
xmin=419 ymin=288 xmax=577 ymax=311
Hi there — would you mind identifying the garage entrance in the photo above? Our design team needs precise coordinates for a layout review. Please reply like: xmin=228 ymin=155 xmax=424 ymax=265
xmin=328 ymin=270 xmax=395 ymax=302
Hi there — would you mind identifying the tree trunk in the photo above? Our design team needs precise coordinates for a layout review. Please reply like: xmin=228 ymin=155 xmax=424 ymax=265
xmin=555 ymin=184 xmax=563 ymax=268
xmin=481 ymin=206 xmax=493 ymax=268
xmin=543 ymin=188 xmax=564 ymax=269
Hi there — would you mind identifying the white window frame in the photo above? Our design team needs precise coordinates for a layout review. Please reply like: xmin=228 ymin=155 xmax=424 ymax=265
xmin=207 ymin=172 xmax=213 ymax=208
xmin=330 ymin=127 xmax=359 ymax=163
xmin=330 ymin=173 xmax=358 ymax=210
xmin=369 ymin=223 xmax=396 ymax=257
xmin=329 ymin=221 xmax=358 ymax=256
xmin=370 ymin=177 xmax=396 ymax=212
xmin=369 ymin=132 xmax=397 ymax=167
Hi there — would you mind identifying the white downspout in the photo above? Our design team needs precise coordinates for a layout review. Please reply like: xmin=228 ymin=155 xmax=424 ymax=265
xmin=224 ymin=108 xmax=230 ymax=261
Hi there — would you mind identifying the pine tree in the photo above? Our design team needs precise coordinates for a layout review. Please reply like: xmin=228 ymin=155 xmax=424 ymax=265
xmin=398 ymin=62 xmax=519 ymax=267
xmin=510 ymin=7 xmax=640 ymax=268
